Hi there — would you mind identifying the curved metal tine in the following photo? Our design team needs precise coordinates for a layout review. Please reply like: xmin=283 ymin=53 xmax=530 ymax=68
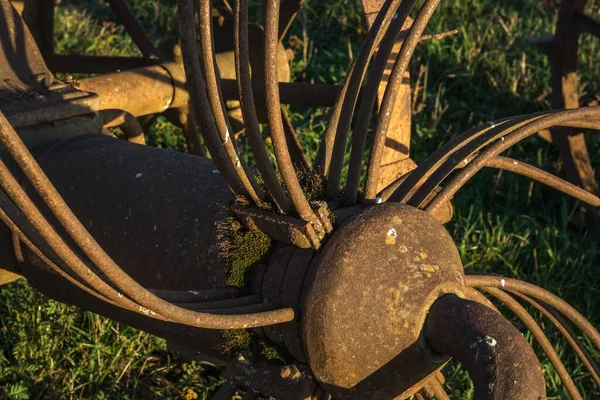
xmin=344 ymin=0 xmax=415 ymax=204
xmin=264 ymin=0 xmax=322 ymax=230
xmin=400 ymin=113 xmax=549 ymax=207
xmin=175 ymin=295 xmax=262 ymax=310
xmin=106 ymin=0 xmax=160 ymax=60
xmin=485 ymin=156 xmax=600 ymax=207
xmin=149 ymin=288 xmax=240 ymax=303
xmin=383 ymin=112 xmax=545 ymax=204
xmin=425 ymin=108 xmax=600 ymax=215
xmin=197 ymin=0 xmax=266 ymax=205
xmin=317 ymin=0 xmax=399 ymax=175
xmin=325 ymin=0 xmax=403 ymax=199
xmin=465 ymin=275 xmax=600 ymax=352
xmin=363 ymin=0 xmax=441 ymax=202
xmin=177 ymin=0 xmax=248 ymax=195
xmin=234 ymin=0 xmax=291 ymax=212
xmin=482 ymin=287 xmax=582 ymax=399
xmin=0 ymin=160 xmax=152 ymax=317
xmin=212 ymin=382 xmax=239 ymax=400
xmin=0 ymin=111 xmax=295 ymax=329
xmin=0 ymin=205 xmax=117 ymax=307
xmin=509 ymin=290 xmax=600 ymax=387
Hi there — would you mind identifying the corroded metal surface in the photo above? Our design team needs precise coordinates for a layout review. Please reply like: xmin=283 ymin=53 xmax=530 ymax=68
xmin=302 ymin=203 xmax=465 ymax=399
xmin=1 ymin=0 xmax=600 ymax=399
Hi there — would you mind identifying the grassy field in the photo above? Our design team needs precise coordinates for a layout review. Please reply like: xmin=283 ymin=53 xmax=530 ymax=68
xmin=1 ymin=0 xmax=600 ymax=398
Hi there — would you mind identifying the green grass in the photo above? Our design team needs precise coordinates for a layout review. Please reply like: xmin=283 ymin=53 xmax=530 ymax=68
xmin=1 ymin=0 xmax=600 ymax=398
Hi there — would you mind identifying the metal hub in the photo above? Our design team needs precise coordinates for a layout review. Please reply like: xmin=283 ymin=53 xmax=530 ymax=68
xmin=302 ymin=203 xmax=465 ymax=399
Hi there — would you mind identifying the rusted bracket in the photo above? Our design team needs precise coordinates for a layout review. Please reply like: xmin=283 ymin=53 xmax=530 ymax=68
xmin=231 ymin=204 xmax=330 ymax=249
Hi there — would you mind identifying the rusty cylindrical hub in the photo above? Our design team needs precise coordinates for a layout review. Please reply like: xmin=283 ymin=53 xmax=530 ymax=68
xmin=301 ymin=203 xmax=545 ymax=399
xmin=302 ymin=203 xmax=466 ymax=398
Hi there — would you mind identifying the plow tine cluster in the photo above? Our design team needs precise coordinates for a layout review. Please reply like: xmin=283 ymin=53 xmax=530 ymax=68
xmin=0 ymin=108 xmax=294 ymax=329
xmin=1 ymin=0 xmax=600 ymax=397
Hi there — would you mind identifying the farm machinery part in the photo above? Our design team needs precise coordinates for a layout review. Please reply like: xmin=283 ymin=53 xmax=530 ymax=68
xmin=0 ymin=0 xmax=600 ymax=399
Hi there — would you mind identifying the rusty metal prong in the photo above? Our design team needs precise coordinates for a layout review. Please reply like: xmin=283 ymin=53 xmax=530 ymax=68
xmin=234 ymin=0 xmax=291 ymax=213
xmin=0 ymin=204 xmax=117 ymax=307
xmin=485 ymin=156 xmax=600 ymax=207
xmin=363 ymin=0 xmax=442 ymax=202
xmin=385 ymin=114 xmax=523 ymax=203
xmin=482 ymin=287 xmax=583 ymax=400
xmin=509 ymin=290 xmax=600 ymax=387
xmin=0 ymin=160 xmax=153 ymax=318
xmin=405 ymin=114 xmax=547 ymax=208
xmin=419 ymin=28 xmax=459 ymax=41
xmin=106 ymin=0 xmax=160 ymax=60
xmin=197 ymin=0 xmax=266 ymax=205
xmin=465 ymin=275 xmax=600 ymax=352
xmin=345 ymin=0 xmax=414 ymax=204
xmin=212 ymin=382 xmax=238 ymax=400
xmin=325 ymin=0 xmax=404 ymax=199
xmin=148 ymin=288 xmax=240 ymax=303
xmin=0 ymin=109 xmax=295 ymax=329
xmin=176 ymin=0 xmax=248 ymax=197
xmin=264 ymin=0 xmax=322 ymax=231
xmin=424 ymin=107 xmax=600 ymax=216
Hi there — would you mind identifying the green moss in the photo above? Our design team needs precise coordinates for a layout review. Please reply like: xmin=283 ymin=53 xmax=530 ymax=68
xmin=221 ymin=330 xmax=291 ymax=364
xmin=217 ymin=216 xmax=273 ymax=290
xmin=222 ymin=329 xmax=253 ymax=353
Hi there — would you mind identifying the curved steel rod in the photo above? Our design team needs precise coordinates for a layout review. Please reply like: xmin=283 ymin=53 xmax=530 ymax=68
xmin=509 ymin=290 xmax=600 ymax=386
xmin=0 ymin=111 xmax=295 ymax=329
xmin=197 ymin=0 xmax=265 ymax=205
xmin=482 ymin=287 xmax=582 ymax=399
xmin=176 ymin=0 xmax=247 ymax=196
xmin=0 ymin=160 xmax=152 ymax=318
xmin=384 ymin=114 xmax=536 ymax=203
xmin=263 ymin=0 xmax=322 ymax=229
xmin=324 ymin=0 xmax=401 ymax=197
xmin=398 ymin=113 xmax=552 ymax=207
xmin=405 ymin=115 xmax=549 ymax=207
xmin=466 ymin=274 xmax=600 ymax=351
xmin=0 ymin=205 xmax=117 ymax=308
xmin=344 ymin=0 xmax=416 ymax=203
xmin=233 ymin=0 xmax=291 ymax=212
xmin=484 ymin=156 xmax=600 ymax=207
xmin=363 ymin=0 xmax=441 ymax=201
xmin=425 ymin=107 xmax=600 ymax=215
